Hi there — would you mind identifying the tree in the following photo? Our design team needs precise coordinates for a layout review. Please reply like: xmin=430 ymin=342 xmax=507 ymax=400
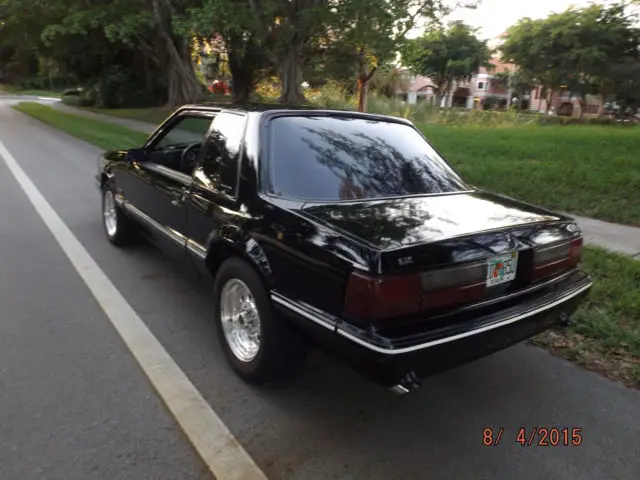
xmin=150 ymin=0 xmax=202 ymax=106
xmin=609 ymin=59 xmax=640 ymax=115
xmin=184 ymin=1 xmax=272 ymax=103
xmin=0 ymin=0 xmax=63 ymax=85
xmin=246 ymin=0 xmax=328 ymax=105
xmin=328 ymin=0 xmax=452 ymax=112
xmin=492 ymin=69 xmax=534 ymax=108
xmin=246 ymin=0 xmax=462 ymax=107
xmin=403 ymin=21 xmax=492 ymax=106
xmin=1 ymin=0 xmax=203 ymax=107
xmin=501 ymin=3 xmax=640 ymax=117
xmin=370 ymin=66 xmax=410 ymax=98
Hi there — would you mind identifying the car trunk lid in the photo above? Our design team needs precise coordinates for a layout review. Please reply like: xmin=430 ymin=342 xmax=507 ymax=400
xmin=299 ymin=192 xmax=582 ymax=322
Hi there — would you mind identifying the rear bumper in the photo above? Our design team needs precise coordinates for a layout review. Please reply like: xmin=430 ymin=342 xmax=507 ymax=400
xmin=273 ymin=270 xmax=592 ymax=388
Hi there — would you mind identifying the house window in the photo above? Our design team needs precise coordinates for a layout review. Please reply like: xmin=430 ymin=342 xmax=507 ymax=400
xmin=477 ymin=82 xmax=485 ymax=90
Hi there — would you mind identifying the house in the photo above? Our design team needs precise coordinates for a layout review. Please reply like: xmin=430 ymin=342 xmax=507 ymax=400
xmin=398 ymin=56 xmax=526 ymax=110
xmin=529 ymin=87 xmax=605 ymax=117
xmin=398 ymin=34 xmax=605 ymax=117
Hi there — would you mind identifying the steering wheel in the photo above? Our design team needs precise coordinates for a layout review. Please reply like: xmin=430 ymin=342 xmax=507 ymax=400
xmin=180 ymin=143 xmax=201 ymax=173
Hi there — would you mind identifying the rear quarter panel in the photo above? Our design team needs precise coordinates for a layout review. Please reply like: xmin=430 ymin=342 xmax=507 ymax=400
xmin=255 ymin=201 xmax=361 ymax=318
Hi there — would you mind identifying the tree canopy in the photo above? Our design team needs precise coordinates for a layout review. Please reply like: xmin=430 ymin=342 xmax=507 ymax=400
xmin=402 ymin=21 xmax=492 ymax=105
xmin=3 ymin=0 xmax=638 ymax=113
xmin=501 ymin=3 xmax=640 ymax=116
xmin=1 ymin=0 xmax=463 ymax=107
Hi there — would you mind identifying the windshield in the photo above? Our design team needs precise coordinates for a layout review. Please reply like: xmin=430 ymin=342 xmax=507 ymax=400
xmin=266 ymin=116 xmax=469 ymax=201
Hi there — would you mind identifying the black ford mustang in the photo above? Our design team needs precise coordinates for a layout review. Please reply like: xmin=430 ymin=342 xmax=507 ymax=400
xmin=96 ymin=103 xmax=592 ymax=393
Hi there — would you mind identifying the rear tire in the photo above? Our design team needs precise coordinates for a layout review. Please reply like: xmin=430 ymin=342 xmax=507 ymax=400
xmin=213 ymin=257 xmax=307 ymax=384
xmin=102 ymin=181 xmax=134 ymax=247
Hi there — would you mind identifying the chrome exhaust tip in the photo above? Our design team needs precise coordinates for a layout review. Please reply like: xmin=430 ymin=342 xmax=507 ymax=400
xmin=390 ymin=384 xmax=411 ymax=395
xmin=390 ymin=371 xmax=421 ymax=395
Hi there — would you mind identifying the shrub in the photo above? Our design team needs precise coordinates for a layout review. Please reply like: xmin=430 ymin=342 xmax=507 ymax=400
xmin=86 ymin=66 xmax=164 ymax=108
xmin=309 ymin=80 xmax=356 ymax=110
xmin=61 ymin=88 xmax=82 ymax=96
xmin=536 ymin=115 xmax=633 ymax=127
xmin=61 ymin=94 xmax=93 ymax=107
xmin=249 ymin=81 xmax=637 ymax=129
xmin=254 ymin=77 xmax=281 ymax=102
xmin=482 ymin=96 xmax=503 ymax=110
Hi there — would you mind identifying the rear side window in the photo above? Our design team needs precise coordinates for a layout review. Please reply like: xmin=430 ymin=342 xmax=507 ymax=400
xmin=200 ymin=112 xmax=246 ymax=196
xmin=266 ymin=116 xmax=469 ymax=201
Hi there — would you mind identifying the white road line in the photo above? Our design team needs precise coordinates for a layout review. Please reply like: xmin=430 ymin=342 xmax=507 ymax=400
xmin=0 ymin=141 xmax=268 ymax=480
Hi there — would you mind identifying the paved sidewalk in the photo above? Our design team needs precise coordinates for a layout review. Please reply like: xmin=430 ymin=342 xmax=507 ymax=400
xmin=570 ymin=214 xmax=640 ymax=258
xmin=34 ymin=100 xmax=640 ymax=261
xmin=50 ymin=102 xmax=158 ymax=134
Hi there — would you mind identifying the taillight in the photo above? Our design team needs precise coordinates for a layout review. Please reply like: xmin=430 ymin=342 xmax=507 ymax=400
xmin=533 ymin=237 xmax=583 ymax=280
xmin=569 ymin=237 xmax=583 ymax=264
xmin=344 ymin=261 xmax=486 ymax=322
xmin=344 ymin=271 xmax=422 ymax=320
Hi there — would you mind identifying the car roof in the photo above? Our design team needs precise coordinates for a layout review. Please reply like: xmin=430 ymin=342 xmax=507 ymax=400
xmin=175 ymin=102 xmax=414 ymax=125
xmin=180 ymin=102 xmax=320 ymax=113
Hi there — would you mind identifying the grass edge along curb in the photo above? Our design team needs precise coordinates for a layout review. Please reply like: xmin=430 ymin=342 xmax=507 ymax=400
xmin=13 ymin=102 xmax=149 ymax=151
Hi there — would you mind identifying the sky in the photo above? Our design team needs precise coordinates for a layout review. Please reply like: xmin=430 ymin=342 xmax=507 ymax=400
xmin=411 ymin=0 xmax=598 ymax=40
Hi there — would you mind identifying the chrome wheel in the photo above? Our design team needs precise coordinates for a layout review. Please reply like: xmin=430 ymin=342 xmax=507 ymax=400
xmin=220 ymin=279 xmax=261 ymax=362
xmin=103 ymin=190 xmax=117 ymax=237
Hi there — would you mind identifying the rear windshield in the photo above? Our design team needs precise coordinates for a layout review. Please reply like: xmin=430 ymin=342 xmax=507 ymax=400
xmin=266 ymin=116 xmax=469 ymax=201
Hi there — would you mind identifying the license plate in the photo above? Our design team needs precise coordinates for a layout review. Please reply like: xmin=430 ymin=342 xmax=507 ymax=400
xmin=486 ymin=251 xmax=518 ymax=287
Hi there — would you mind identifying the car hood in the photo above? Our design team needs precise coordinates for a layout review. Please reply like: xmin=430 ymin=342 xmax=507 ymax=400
xmin=300 ymin=192 xmax=565 ymax=250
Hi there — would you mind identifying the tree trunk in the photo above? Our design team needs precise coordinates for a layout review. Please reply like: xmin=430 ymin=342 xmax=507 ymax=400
xmin=599 ymin=94 xmax=605 ymax=116
xmin=278 ymin=48 xmax=305 ymax=105
xmin=357 ymin=67 xmax=377 ymax=112
xmin=152 ymin=0 xmax=202 ymax=107
xmin=228 ymin=51 xmax=254 ymax=103
xmin=578 ymin=95 xmax=586 ymax=118
xmin=538 ymin=86 xmax=544 ymax=111
xmin=231 ymin=80 xmax=251 ymax=103
xmin=249 ymin=0 xmax=318 ymax=105
xmin=547 ymin=90 xmax=555 ymax=114
xmin=163 ymin=42 xmax=202 ymax=107
xmin=357 ymin=79 xmax=368 ymax=112
xmin=226 ymin=34 xmax=265 ymax=103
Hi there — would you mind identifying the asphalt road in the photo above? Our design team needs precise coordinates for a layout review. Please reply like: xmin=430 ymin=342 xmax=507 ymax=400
xmin=1 ymin=97 xmax=639 ymax=480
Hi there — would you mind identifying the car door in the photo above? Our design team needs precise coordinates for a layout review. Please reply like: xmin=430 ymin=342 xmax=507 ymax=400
xmin=120 ymin=113 xmax=216 ymax=258
xmin=185 ymin=112 xmax=248 ymax=271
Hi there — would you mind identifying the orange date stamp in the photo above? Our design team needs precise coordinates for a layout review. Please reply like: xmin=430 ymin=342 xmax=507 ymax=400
xmin=482 ymin=427 xmax=583 ymax=447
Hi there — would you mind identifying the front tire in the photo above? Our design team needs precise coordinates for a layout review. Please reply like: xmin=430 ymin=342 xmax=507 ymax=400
xmin=213 ymin=258 xmax=307 ymax=384
xmin=102 ymin=182 xmax=133 ymax=246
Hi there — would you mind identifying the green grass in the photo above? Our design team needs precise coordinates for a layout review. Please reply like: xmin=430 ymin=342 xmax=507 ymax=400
xmin=532 ymin=246 xmax=640 ymax=387
xmin=0 ymin=84 xmax=62 ymax=98
xmin=14 ymin=102 xmax=148 ymax=150
xmin=419 ymin=124 xmax=640 ymax=226
xmin=83 ymin=107 xmax=174 ymax=126
xmin=15 ymin=102 xmax=640 ymax=226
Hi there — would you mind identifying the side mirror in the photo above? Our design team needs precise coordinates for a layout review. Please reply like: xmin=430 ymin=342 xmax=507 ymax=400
xmin=126 ymin=148 xmax=147 ymax=163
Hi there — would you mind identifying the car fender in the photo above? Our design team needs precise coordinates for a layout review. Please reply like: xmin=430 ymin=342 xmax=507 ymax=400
xmin=204 ymin=226 xmax=275 ymax=287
